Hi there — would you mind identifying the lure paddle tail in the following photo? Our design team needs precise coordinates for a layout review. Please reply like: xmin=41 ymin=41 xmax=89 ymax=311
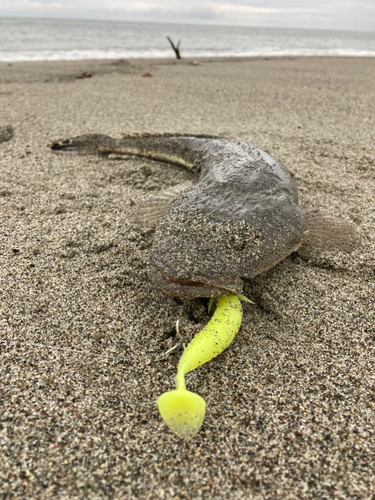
xmin=157 ymin=390 xmax=206 ymax=441
xmin=157 ymin=294 xmax=250 ymax=440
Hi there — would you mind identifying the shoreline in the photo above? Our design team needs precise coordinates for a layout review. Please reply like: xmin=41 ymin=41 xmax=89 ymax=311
xmin=0 ymin=56 xmax=374 ymax=498
xmin=2 ymin=53 xmax=375 ymax=62
xmin=1 ymin=55 xmax=374 ymax=88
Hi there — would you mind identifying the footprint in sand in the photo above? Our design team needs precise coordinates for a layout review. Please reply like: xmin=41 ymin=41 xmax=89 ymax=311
xmin=0 ymin=125 xmax=14 ymax=144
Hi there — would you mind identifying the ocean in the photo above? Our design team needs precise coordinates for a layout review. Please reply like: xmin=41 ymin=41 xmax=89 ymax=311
xmin=1 ymin=16 xmax=375 ymax=62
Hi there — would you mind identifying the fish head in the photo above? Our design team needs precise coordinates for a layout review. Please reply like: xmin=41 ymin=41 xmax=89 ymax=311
xmin=147 ymin=190 xmax=306 ymax=298
xmin=148 ymin=207 xmax=249 ymax=298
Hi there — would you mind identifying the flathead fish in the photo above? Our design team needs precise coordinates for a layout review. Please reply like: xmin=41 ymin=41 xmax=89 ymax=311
xmin=50 ymin=134 xmax=357 ymax=298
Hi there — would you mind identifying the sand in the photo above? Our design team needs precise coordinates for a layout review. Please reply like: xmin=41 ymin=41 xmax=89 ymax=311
xmin=0 ymin=56 xmax=374 ymax=499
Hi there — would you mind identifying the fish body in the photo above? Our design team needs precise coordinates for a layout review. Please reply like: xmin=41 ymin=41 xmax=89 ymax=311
xmin=50 ymin=134 xmax=355 ymax=298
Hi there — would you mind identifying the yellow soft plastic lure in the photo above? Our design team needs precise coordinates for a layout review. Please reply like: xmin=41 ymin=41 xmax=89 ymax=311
xmin=157 ymin=294 xmax=252 ymax=440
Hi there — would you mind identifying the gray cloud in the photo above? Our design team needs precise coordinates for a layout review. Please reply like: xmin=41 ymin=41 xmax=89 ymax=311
xmin=0 ymin=0 xmax=374 ymax=32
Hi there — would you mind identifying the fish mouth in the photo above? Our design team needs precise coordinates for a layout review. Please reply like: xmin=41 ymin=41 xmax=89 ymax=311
xmin=149 ymin=264 xmax=243 ymax=298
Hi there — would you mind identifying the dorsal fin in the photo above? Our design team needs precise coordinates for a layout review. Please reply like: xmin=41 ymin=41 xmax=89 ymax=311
xmin=129 ymin=181 xmax=192 ymax=227
xmin=120 ymin=132 xmax=224 ymax=140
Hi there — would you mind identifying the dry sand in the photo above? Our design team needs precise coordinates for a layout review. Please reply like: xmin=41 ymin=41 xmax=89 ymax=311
xmin=0 ymin=56 xmax=374 ymax=499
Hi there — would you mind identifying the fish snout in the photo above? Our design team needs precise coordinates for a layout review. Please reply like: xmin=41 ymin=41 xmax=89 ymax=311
xmin=148 ymin=264 xmax=243 ymax=298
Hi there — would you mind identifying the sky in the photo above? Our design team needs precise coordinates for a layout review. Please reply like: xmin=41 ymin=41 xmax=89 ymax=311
xmin=0 ymin=0 xmax=374 ymax=33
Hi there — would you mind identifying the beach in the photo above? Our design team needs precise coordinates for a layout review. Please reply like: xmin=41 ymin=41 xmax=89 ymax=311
xmin=0 ymin=56 xmax=374 ymax=498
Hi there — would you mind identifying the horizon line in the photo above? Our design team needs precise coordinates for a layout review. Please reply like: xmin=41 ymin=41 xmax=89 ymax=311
xmin=0 ymin=14 xmax=374 ymax=35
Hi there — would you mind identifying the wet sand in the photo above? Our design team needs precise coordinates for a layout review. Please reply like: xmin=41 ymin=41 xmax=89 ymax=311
xmin=0 ymin=56 xmax=374 ymax=499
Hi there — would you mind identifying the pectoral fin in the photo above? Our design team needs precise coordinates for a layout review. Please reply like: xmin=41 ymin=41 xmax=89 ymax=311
xmin=130 ymin=181 xmax=192 ymax=227
xmin=298 ymin=210 xmax=359 ymax=257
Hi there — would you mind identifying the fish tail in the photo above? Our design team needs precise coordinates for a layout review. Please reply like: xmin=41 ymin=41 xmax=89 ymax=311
xmin=48 ymin=134 xmax=116 ymax=155
xmin=48 ymin=132 xmax=204 ymax=169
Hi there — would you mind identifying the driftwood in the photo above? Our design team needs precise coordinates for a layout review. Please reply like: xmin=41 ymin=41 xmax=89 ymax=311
xmin=167 ymin=36 xmax=182 ymax=59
